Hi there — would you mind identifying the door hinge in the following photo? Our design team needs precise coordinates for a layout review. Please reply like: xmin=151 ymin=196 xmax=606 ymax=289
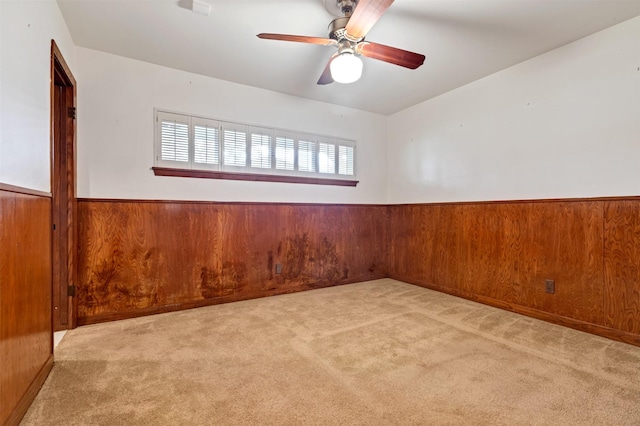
xmin=68 ymin=107 xmax=76 ymax=119
xmin=68 ymin=285 xmax=76 ymax=297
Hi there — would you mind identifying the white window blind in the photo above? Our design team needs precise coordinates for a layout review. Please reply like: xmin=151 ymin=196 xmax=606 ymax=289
xmin=154 ymin=109 xmax=356 ymax=181
xmin=298 ymin=140 xmax=316 ymax=173
xmin=250 ymin=128 xmax=272 ymax=169
xmin=159 ymin=112 xmax=189 ymax=163
xmin=339 ymin=145 xmax=355 ymax=176
xmin=223 ymin=125 xmax=247 ymax=167
xmin=319 ymin=142 xmax=336 ymax=174
xmin=193 ymin=118 xmax=220 ymax=166
xmin=275 ymin=135 xmax=295 ymax=171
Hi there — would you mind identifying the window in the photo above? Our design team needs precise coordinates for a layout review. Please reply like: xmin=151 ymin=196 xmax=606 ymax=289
xmin=250 ymin=128 xmax=272 ymax=170
xmin=338 ymin=145 xmax=354 ymax=176
xmin=222 ymin=125 xmax=247 ymax=168
xmin=298 ymin=140 xmax=317 ymax=173
xmin=193 ymin=119 xmax=219 ymax=166
xmin=275 ymin=134 xmax=295 ymax=171
xmin=154 ymin=110 xmax=357 ymax=184
xmin=159 ymin=113 xmax=189 ymax=163
xmin=319 ymin=142 xmax=336 ymax=174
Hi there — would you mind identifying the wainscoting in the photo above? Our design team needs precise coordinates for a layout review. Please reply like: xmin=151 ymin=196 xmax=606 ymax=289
xmin=0 ymin=185 xmax=53 ymax=426
xmin=604 ymin=201 xmax=640 ymax=335
xmin=388 ymin=198 xmax=640 ymax=346
xmin=2 ymin=195 xmax=637 ymax=422
xmin=75 ymin=197 xmax=640 ymax=346
xmin=77 ymin=200 xmax=389 ymax=324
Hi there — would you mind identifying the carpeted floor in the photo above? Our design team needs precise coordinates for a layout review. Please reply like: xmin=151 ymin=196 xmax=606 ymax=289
xmin=22 ymin=279 xmax=640 ymax=425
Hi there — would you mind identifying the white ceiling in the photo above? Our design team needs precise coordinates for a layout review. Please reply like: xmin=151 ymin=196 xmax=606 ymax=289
xmin=57 ymin=0 xmax=640 ymax=115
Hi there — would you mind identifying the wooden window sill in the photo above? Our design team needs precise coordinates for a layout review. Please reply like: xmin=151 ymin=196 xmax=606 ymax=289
xmin=152 ymin=167 xmax=359 ymax=187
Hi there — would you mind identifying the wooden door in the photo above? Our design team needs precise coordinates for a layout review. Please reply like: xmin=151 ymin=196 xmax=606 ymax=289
xmin=51 ymin=41 xmax=77 ymax=330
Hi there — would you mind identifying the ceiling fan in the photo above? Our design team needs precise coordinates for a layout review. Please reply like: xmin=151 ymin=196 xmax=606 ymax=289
xmin=257 ymin=0 xmax=425 ymax=85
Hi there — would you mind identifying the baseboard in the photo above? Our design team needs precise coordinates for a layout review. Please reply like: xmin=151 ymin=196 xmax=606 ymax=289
xmin=78 ymin=273 xmax=640 ymax=346
xmin=78 ymin=276 xmax=386 ymax=325
xmin=3 ymin=355 xmax=53 ymax=426
xmin=392 ymin=276 xmax=640 ymax=347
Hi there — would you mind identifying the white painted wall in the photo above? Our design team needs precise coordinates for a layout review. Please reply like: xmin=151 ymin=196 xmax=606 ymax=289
xmin=75 ymin=48 xmax=388 ymax=204
xmin=4 ymin=4 xmax=636 ymax=204
xmin=0 ymin=0 xmax=75 ymax=192
xmin=387 ymin=16 xmax=640 ymax=204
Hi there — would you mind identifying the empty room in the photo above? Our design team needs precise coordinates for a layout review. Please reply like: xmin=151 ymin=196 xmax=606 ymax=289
xmin=2 ymin=0 xmax=640 ymax=424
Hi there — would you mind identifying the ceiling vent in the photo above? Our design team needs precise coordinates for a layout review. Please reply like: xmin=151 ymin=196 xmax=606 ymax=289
xmin=192 ymin=0 xmax=211 ymax=16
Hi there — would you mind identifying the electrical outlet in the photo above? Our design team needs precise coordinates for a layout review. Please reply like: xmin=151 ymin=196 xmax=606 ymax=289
xmin=275 ymin=263 xmax=282 ymax=274
xmin=545 ymin=279 xmax=555 ymax=294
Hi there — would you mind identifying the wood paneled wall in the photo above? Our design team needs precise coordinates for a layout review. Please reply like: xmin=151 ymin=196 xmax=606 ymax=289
xmin=0 ymin=186 xmax=53 ymax=426
xmin=604 ymin=201 xmax=640 ymax=335
xmin=77 ymin=197 xmax=640 ymax=345
xmin=77 ymin=200 xmax=389 ymax=324
xmin=389 ymin=199 xmax=640 ymax=346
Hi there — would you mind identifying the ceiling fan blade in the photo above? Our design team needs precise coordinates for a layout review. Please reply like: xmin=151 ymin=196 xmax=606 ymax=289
xmin=356 ymin=41 xmax=425 ymax=69
xmin=345 ymin=0 xmax=394 ymax=41
xmin=317 ymin=54 xmax=337 ymax=85
xmin=257 ymin=33 xmax=338 ymax=47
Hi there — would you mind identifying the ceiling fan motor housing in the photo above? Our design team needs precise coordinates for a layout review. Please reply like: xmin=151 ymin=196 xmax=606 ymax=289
xmin=336 ymin=0 xmax=357 ymax=16
xmin=328 ymin=17 xmax=350 ymax=41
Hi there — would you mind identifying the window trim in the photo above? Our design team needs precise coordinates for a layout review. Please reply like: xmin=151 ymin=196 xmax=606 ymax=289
xmin=154 ymin=109 xmax=358 ymax=185
xmin=151 ymin=166 xmax=359 ymax=186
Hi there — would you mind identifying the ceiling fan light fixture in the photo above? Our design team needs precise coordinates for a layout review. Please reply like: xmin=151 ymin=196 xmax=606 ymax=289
xmin=330 ymin=52 xmax=363 ymax=84
xmin=258 ymin=0 xmax=425 ymax=86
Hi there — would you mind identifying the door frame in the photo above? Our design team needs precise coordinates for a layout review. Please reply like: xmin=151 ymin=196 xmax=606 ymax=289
xmin=50 ymin=40 xmax=78 ymax=330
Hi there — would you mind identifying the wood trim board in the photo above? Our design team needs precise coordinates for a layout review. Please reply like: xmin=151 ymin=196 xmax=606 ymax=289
xmin=0 ymin=183 xmax=51 ymax=198
xmin=393 ymin=276 xmax=640 ymax=347
xmin=152 ymin=167 xmax=359 ymax=186
xmin=50 ymin=39 xmax=78 ymax=331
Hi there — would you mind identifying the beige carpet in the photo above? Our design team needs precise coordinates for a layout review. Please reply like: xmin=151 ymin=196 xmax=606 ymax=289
xmin=22 ymin=279 xmax=640 ymax=425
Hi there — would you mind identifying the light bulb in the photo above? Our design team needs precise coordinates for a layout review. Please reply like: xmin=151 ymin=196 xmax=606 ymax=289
xmin=330 ymin=52 xmax=363 ymax=84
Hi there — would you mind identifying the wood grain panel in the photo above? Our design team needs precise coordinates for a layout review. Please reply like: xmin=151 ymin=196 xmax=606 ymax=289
xmin=604 ymin=200 xmax=640 ymax=334
xmin=76 ymin=197 xmax=640 ymax=345
xmin=77 ymin=201 xmax=388 ymax=323
xmin=389 ymin=201 xmax=604 ymax=326
xmin=459 ymin=203 xmax=522 ymax=302
xmin=0 ymin=189 xmax=52 ymax=426
xmin=515 ymin=202 xmax=603 ymax=323
xmin=389 ymin=205 xmax=465 ymax=290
